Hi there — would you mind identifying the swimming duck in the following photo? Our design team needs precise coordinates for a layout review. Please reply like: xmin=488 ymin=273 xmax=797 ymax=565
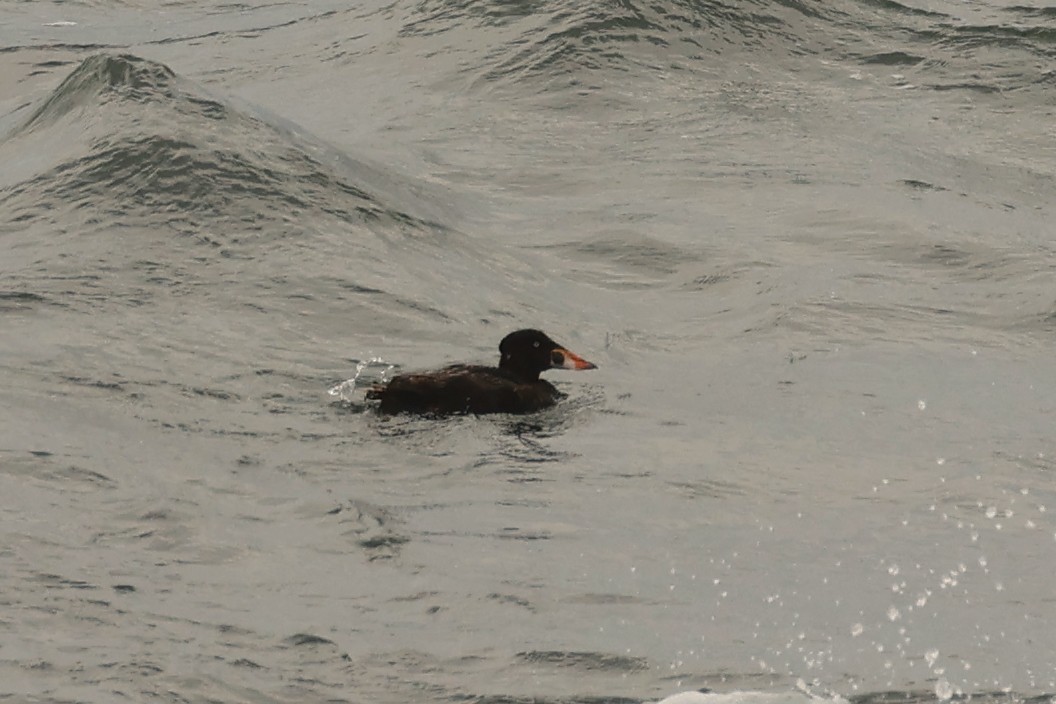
xmin=366 ymin=329 xmax=596 ymax=415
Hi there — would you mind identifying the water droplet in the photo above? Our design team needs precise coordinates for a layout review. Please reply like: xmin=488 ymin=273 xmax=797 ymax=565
xmin=935 ymin=677 xmax=954 ymax=701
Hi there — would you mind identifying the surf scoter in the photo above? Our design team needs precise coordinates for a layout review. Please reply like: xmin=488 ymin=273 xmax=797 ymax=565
xmin=366 ymin=329 xmax=597 ymax=415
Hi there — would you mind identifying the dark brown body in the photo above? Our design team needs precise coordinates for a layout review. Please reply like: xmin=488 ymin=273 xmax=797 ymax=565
xmin=368 ymin=364 xmax=562 ymax=415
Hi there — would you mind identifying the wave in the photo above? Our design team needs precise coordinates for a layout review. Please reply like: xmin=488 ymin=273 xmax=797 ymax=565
xmin=389 ymin=0 xmax=1055 ymax=96
xmin=0 ymin=53 xmax=574 ymax=331
xmin=452 ymin=0 xmax=826 ymax=87
xmin=0 ymin=53 xmax=443 ymax=238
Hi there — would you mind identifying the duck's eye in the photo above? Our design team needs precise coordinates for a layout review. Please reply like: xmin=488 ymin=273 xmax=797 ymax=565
xmin=533 ymin=341 xmax=540 ymax=348
xmin=551 ymin=350 xmax=565 ymax=366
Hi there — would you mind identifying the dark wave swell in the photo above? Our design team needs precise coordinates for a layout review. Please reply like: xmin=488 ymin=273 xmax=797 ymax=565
xmin=1 ymin=53 xmax=439 ymax=238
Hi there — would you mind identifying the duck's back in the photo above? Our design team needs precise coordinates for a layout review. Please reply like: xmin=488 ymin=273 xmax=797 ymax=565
xmin=368 ymin=364 xmax=560 ymax=415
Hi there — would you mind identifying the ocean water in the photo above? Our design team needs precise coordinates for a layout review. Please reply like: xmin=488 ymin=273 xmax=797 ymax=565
xmin=2 ymin=1 xmax=1056 ymax=702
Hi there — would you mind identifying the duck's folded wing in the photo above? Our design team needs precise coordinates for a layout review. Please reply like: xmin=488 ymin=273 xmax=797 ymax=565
xmin=401 ymin=367 xmax=557 ymax=414
xmin=369 ymin=365 xmax=508 ymax=414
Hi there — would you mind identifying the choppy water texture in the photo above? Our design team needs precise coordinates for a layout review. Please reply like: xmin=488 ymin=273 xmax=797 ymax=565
xmin=2 ymin=1 xmax=1056 ymax=703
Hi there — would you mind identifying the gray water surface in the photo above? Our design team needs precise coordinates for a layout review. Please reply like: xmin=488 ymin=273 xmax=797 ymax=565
xmin=2 ymin=1 xmax=1056 ymax=702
